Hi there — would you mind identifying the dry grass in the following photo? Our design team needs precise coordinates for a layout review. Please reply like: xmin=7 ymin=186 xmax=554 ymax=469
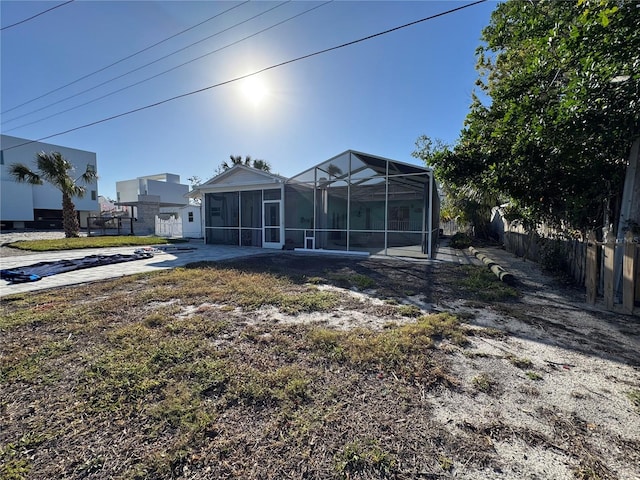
xmin=1 ymin=254 xmax=638 ymax=480
xmin=0 ymin=263 xmax=469 ymax=479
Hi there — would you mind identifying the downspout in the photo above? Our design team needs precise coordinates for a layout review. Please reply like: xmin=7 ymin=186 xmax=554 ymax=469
xmin=346 ymin=152 xmax=351 ymax=252
xmin=384 ymin=160 xmax=389 ymax=256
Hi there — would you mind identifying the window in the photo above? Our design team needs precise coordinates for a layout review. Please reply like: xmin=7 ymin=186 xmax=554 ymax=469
xmin=91 ymin=190 xmax=97 ymax=201
xmin=86 ymin=164 xmax=96 ymax=173
xmin=188 ymin=212 xmax=194 ymax=222
xmin=263 ymin=188 xmax=281 ymax=200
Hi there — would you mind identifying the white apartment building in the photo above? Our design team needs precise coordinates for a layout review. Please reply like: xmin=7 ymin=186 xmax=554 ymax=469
xmin=0 ymin=135 xmax=99 ymax=230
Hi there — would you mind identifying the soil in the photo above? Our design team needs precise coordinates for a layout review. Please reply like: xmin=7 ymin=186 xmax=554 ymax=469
xmin=216 ymin=251 xmax=640 ymax=479
xmin=1 ymin=242 xmax=639 ymax=479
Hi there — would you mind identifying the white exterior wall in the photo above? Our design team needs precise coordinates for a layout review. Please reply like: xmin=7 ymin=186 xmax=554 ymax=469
xmin=145 ymin=179 xmax=188 ymax=205
xmin=116 ymin=173 xmax=188 ymax=206
xmin=1 ymin=135 xmax=98 ymax=223
xmin=181 ymin=205 xmax=202 ymax=238
xmin=115 ymin=179 xmax=141 ymax=203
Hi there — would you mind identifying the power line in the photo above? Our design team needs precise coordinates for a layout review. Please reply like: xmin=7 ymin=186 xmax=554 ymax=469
xmin=1 ymin=1 xmax=249 ymax=115
xmin=3 ymin=1 xmax=292 ymax=126
xmin=4 ymin=1 xmax=330 ymax=132
xmin=4 ymin=0 xmax=487 ymax=151
xmin=0 ymin=0 xmax=74 ymax=31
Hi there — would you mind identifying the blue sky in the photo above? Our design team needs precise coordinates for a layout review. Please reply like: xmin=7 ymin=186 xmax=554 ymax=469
xmin=1 ymin=0 xmax=496 ymax=200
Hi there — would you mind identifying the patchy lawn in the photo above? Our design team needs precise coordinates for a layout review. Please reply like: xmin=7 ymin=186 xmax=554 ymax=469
xmin=5 ymin=236 xmax=174 ymax=252
xmin=1 ymin=253 xmax=639 ymax=479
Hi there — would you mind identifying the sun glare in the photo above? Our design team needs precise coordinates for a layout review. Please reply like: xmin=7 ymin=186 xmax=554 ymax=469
xmin=241 ymin=77 xmax=269 ymax=107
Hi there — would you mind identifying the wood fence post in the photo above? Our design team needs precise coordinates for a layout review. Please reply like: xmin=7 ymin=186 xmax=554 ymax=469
xmin=585 ymin=231 xmax=598 ymax=305
xmin=636 ymin=243 xmax=640 ymax=305
xmin=603 ymin=239 xmax=615 ymax=310
xmin=622 ymin=231 xmax=636 ymax=314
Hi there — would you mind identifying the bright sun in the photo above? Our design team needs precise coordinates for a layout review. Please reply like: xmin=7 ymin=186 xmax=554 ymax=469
xmin=241 ymin=77 xmax=269 ymax=107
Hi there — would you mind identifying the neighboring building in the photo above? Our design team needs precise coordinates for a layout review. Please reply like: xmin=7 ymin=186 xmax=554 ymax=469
xmin=98 ymin=195 xmax=129 ymax=216
xmin=115 ymin=173 xmax=190 ymax=235
xmin=191 ymin=150 xmax=440 ymax=258
xmin=0 ymin=135 xmax=99 ymax=230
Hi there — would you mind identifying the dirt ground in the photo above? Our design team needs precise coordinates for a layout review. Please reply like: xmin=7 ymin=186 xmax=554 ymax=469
xmin=1 ymin=243 xmax=639 ymax=479
xmin=218 ymin=250 xmax=640 ymax=479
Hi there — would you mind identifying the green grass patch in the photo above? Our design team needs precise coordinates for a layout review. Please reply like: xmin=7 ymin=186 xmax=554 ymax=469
xmin=0 ymin=432 xmax=50 ymax=480
xmin=526 ymin=371 xmax=543 ymax=381
xmin=7 ymin=235 xmax=172 ymax=251
xmin=153 ymin=266 xmax=339 ymax=313
xmin=509 ymin=356 xmax=533 ymax=369
xmin=307 ymin=313 xmax=465 ymax=384
xmin=326 ymin=272 xmax=376 ymax=290
xmin=627 ymin=389 xmax=640 ymax=411
xmin=457 ymin=265 xmax=519 ymax=302
xmin=334 ymin=439 xmax=397 ymax=478
xmin=397 ymin=304 xmax=422 ymax=318
xmin=472 ymin=373 xmax=496 ymax=393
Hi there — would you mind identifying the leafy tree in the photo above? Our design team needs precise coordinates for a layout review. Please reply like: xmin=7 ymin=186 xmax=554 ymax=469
xmin=187 ymin=176 xmax=202 ymax=205
xmin=10 ymin=151 xmax=98 ymax=237
xmin=413 ymin=135 xmax=502 ymax=238
xmin=428 ymin=0 xmax=639 ymax=234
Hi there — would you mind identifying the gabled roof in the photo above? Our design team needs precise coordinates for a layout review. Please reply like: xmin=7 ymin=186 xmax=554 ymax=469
xmin=189 ymin=164 xmax=286 ymax=197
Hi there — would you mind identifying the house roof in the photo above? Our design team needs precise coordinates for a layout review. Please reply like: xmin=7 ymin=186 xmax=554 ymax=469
xmin=189 ymin=164 xmax=286 ymax=197
xmin=288 ymin=150 xmax=432 ymax=195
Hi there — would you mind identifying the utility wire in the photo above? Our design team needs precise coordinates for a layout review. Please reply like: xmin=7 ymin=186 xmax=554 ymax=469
xmin=4 ymin=0 xmax=487 ymax=151
xmin=0 ymin=0 xmax=74 ymax=31
xmin=2 ymin=1 xmax=290 ymax=125
xmin=4 ymin=1 xmax=329 ymax=132
xmin=1 ymin=1 xmax=249 ymax=115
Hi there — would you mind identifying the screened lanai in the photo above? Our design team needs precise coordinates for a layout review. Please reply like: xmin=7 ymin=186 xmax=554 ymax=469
xmin=197 ymin=151 xmax=439 ymax=258
xmin=284 ymin=151 xmax=439 ymax=258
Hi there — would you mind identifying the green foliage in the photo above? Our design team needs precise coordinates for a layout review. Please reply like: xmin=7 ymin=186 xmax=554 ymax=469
xmin=221 ymin=155 xmax=270 ymax=173
xmin=424 ymin=0 xmax=639 ymax=232
xmin=509 ymin=356 xmax=533 ymax=369
xmin=413 ymin=135 xmax=502 ymax=237
xmin=334 ymin=440 xmax=397 ymax=478
xmin=449 ymin=232 xmax=473 ymax=249
xmin=472 ymin=373 xmax=495 ymax=393
xmin=307 ymin=313 xmax=467 ymax=381
xmin=526 ymin=371 xmax=543 ymax=381
xmin=627 ymin=389 xmax=640 ymax=412
xmin=326 ymin=272 xmax=376 ymax=290
xmin=457 ymin=265 xmax=519 ymax=302
xmin=396 ymin=304 xmax=422 ymax=318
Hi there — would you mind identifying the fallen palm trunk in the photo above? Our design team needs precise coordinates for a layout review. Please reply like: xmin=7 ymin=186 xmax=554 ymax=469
xmin=468 ymin=247 xmax=515 ymax=284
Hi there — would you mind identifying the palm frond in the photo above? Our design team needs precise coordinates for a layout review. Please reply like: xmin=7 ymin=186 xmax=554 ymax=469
xmin=9 ymin=163 xmax=42 ymax=185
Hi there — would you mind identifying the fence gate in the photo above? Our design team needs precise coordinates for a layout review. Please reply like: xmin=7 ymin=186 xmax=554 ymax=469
xmin=155 ymin=215 xmax=182 ymax=238
xmin=586 ymin=231 xmax=639 ymax=315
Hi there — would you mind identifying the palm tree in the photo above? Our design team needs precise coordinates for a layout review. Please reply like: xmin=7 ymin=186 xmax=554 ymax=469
xmin=10 ymin=151 xmax=98 ymax=238
xmin=251 ymin=159 xmax=271 ymax=172
xmin=221 ymin=155 xmax=270 ymax=172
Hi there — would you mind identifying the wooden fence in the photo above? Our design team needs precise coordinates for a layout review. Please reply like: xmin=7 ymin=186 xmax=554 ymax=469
xmin=585 ymin=231 xmax=639 ymax=315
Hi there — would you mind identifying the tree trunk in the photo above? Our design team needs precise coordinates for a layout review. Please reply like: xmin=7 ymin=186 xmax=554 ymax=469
xmin=62 ymin=192 xmax=80 ymax=238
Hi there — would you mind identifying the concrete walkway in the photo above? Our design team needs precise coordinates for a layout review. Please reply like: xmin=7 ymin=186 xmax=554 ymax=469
xmin=0 ymin=241 xmax=271 ymax=297
xmin=0 ymin=237 xmax=480 ymax=297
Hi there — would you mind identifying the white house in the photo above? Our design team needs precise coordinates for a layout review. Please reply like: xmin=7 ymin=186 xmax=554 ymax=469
xmin=190 ymin=151 xmax=440 ymax=258
xmin=0 ymin=135 xmax=99 ymax=230
xmin=115 ymin=173 xmax=192 ymax=236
